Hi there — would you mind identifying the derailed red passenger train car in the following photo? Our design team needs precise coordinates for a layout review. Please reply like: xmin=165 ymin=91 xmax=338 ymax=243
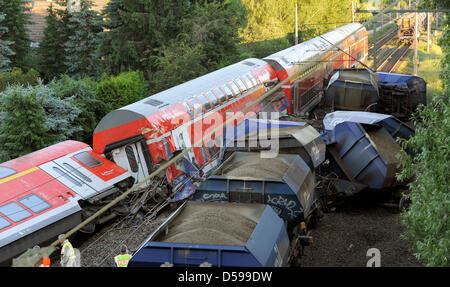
xmin=0 ymin=141 xmax=132 ymax=265
xmin=92 ymin=58 xmax=283 ymax=182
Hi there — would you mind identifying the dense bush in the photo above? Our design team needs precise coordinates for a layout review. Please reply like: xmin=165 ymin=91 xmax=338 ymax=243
xmin=0 ymin=67 xmax=39 ymax=91
xmin=0 ymin=75 xmax=110 ymax=161
xmin=96 ymin=71 xmax=148 ymax=112
xmin=397 ymin=20 xmax=450 ymax=267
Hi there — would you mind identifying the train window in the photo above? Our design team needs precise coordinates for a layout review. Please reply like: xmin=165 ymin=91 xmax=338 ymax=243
xmin=62 ymin=163 xmax=92 ymax=183
xmin=0 ymin=216 xmax=11 ymax=230
xmin=242 ymin=75 xmax=253 ymax=90
xmin=0 ymin=202 xmax=32 ymax=222
xmin=125 ymin=146 xmax=139 ymax=173
xmin=53 ymin=167 xmax=82 ymax=187
xmin=73 ymin=152 xmax=102 ymax=168
xmin=213 ymin=88 xmax=227 ymax=103
xmin=234 ymin=78 xmax=247 ymax=94
xmin=206 ymin=91 xmax=220 ymax=107
xmin=188 ymin=98 xmax=203 ymax=116
xmin=18 ymin=194 xmax=51 ymax=214
xmin=246 ymin=73 xmax=258 ymax=87
xmin=182 ymin=102 xmax=195 ymax=120
xmin=197 ymin=94 xmax=212 ymax=112
xmin=0 ymin=166 xmax=17 ymax=179
xmin=222 ymin=85 xmax=234 ymax=100
xmin=228 ymin=82 xmax=241 ymax=97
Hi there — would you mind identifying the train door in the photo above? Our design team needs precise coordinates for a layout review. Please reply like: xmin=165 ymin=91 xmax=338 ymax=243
xmin=292 ymin=82 xmax=299 ymax=115
xmin=112 ymin=143 xmax=150 ymax=188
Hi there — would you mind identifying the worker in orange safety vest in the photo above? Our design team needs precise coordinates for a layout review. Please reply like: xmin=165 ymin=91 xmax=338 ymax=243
xmin=39 ymin=257 xmax=51 ymax=267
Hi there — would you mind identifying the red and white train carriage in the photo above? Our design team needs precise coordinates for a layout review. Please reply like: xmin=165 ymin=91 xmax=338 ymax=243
xmin=93 ymin=57 xmax=283 ymax=182
xmin=0 ymin=141 xmax=132 ymax=265
xmin=264 ymin=23 xmax=368 ymax=115
xmin=0 ymin=23 xmax=368 ymax=265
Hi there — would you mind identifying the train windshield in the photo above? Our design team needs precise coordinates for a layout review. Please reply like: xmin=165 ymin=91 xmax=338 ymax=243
xmin=0 ymin=167 xmax=17 ymax=179
xmin=73 ymin=152 xmax=103 ymax=168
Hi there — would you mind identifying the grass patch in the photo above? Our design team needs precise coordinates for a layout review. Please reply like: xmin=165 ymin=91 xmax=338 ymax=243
xmin=396 ymin=34 xmax=443 ymax=102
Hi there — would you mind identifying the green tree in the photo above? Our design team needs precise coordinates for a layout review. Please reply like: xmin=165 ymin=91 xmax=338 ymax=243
xmin=181 ymin=0 xmax=247 ymax=69
xmin=48 ymin=75 xmax=108 ymax=143
xmin=151 ymin=42 xmax=208 ymax=93
xmin=0 ymin=0 xmax=31 ymax=70
xmin=150 ymin=0 xmax=248 ymax=92
xmin=64 ymin=0 xmax=103 ymax=79
xmin=0 ymin=0 xmax=14 ymax=73
xmin=38 ymin=3 xmax=68 ymax=81
xmin=396 ymin=14 xmax=450 ymax=266
xmin=240 ymin=0 xmax=357 ymax=43
xmin=0 ymin=86 xmax=51 ymax=160
xmin=98 ymin=0 xmax=191 ymax=77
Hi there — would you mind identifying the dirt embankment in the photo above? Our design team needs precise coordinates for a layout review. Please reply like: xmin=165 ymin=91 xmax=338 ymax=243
xmin=301 ymin=195 xmax=423 ymax=267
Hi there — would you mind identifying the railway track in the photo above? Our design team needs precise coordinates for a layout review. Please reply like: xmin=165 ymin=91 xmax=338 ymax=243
xmin=378 ymin=43 xmax=411 ymax=73
xmin=77 ymin=199 xmax=170 ymax=267
xmin=368 ymin=27 xmax=398 ymax=56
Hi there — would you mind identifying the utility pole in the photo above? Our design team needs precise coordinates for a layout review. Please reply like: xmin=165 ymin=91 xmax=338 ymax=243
xmin=381 ymin=0 xmax=384 ymax=28
xmin=427 ymin=12 xmax=431 ymax=52
xmin=352 ymin=0 xmax=355 ymax=23
xmin=295 ymin=2 xmax=298 ymax=45
xmin=373 ymin=24 xmax=377 ymax=71
xmin=414 ymin=11 xmax=418 ymax=76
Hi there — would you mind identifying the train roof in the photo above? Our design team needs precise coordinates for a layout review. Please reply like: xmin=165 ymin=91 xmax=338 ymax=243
xmin=94 ymin=58 xmax=272 ymax=135
xmin=264 ymin=23 xmax=366 ymax=70
xmin=0 ymin=141 xmax=90 ymax=175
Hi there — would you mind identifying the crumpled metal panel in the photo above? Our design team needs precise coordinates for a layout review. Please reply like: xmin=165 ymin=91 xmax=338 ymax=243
xmin=323 ymin=111 xmax=392 ymax=143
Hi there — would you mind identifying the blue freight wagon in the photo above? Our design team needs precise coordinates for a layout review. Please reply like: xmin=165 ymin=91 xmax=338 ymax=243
xmin=323 ymin=111 xmax=414 ymax=190
xmin=128 ymin=201 xmax=293 ymax=267
xmin=192 ymin=151 xmax=319 ymax=230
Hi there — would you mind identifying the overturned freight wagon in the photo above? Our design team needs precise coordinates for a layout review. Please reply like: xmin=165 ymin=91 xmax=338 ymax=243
xmin=192 ymin=151 xmax=319 ymax=229
xmin=324 ymin=68 xmax=380 ymax=111
xmin=322 ymin=111 xmax=414 ymax=197
xmin=128 ymin=201 xmax=291 ymax=267
xmin=324 ymin=69 xmax=426 ymax=122
xmin=223 ymin=118 xmax=326 ymax=171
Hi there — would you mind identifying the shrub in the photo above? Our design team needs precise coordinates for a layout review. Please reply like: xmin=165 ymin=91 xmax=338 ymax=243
xmin=0 ymin=67 xmax=39 ymax=91
xmin=96 ymin=71 xmax=148 ymax=112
